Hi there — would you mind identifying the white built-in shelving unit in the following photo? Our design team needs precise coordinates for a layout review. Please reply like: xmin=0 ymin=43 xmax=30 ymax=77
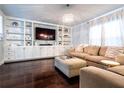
xmin=4 ymin=16 xmax=72 ymax=63
xmin=5 ymin=18 xmax=25 ymax=46
xmin=5 ymin=16 xmax=72 ymax=47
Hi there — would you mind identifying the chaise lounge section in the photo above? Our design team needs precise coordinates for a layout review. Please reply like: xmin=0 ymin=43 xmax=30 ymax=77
xmin=80 ymin=66 xmax=124 ymax=88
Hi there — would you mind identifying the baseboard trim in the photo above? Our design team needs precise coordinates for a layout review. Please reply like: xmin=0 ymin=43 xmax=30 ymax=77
xmin=5 ymin=57 xmax=54 ymax=64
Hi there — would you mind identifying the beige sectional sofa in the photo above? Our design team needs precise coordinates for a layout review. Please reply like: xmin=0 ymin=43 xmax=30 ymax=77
xmin=67 ymin=44 xmax=124 ymax=87
xmin=67 ymin=45 xmax=124 ymax=69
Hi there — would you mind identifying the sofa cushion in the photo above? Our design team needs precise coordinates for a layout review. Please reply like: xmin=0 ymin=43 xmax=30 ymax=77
xmin=99 ymin=46 xmax=107 ymax=56
xmin=85 ymin=55 xmax=113 ymax=64
xmin=76 ymin=53 xmax=89 ymax=59
xmin=108 ymin=66 xmax=124 ymax=76
xmin=70 ymin=52 xmax=89 ymax=59
xmin=105 ymin=47 xmax=124 ymax=59
xmin=84 ymin=46 xmax=100 ymax=56
xmin=64 ymin=58 xmax=87 ymax=69
xmin=68 ymin=52 xmax=78 ymax=57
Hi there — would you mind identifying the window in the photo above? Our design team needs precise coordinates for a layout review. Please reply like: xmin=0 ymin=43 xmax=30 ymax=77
xmin=89 ymin=19 xmax=124 ymax=46
xmin=89 ymin=24 xmax=102 ymax=45
xmin=103 ymin=20 xmax=122 ymax=46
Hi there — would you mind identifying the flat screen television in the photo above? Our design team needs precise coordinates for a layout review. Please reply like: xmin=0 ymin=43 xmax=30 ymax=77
xmin=35 ymin=27 xmax=56 ymax=40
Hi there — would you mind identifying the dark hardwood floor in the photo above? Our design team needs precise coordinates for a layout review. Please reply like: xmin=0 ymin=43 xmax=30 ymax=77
xmin=0 ymin=58 xmax=79 ymax=88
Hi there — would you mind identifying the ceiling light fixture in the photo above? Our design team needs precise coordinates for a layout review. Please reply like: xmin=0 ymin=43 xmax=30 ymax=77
xmin=62 ymin=14 xmax=74 ymax=23
xmin=62 ymin=4 xmax=74 ymax=24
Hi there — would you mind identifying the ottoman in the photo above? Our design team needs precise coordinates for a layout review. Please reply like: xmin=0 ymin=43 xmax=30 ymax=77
xmin=54 ymin=56 xmax=87 ymax=78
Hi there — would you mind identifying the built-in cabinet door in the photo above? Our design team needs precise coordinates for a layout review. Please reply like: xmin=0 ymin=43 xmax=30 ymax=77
xmin=0 ymin=15 xmax=4 ymax=65
xmin=32 ymin=47 xmax=41 ymax=58
xmin=47 ymin=46 xmax=54 ymax=57
xmin=24 ymin=47 xmax=33 ymax=59
xmin=54 ymin=46 xmax=65 ymax=56
xmin=54 ymin=46 xmax=60 ymax=56
xmin=4 ymin=46 xmax=71 ymax=62
xmin=14 ymin=47 xmax=25 ymax=60
xmin=0 ymin=40 xmax=4 ymax=64
xmin=40 ymin=47 xmax=48 ymax=58
xmin=63 ymin=46 xmax=71 ymax=55
xmin=59 ymin=46 xmax=65 ymax=55
xmin=4 ymin=47 xmax=15 ymax=61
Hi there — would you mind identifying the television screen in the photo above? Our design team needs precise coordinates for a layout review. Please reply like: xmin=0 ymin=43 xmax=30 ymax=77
xmin=35 ymin=27 xmax=56 ymax=40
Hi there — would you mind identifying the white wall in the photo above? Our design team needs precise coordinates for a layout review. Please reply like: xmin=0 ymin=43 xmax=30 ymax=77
xmin=72 ymin=22 xmax=89 ymax=47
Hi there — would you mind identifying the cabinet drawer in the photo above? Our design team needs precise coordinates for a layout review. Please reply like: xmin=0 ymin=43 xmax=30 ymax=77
xmin=5 ymin=56 xmax=15 ymax=60
xmin=5 ymin=52 xmax=14 ymax=56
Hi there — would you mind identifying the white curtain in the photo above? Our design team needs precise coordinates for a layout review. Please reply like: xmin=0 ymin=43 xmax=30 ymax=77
xmin=89 ymin=8 xmax=124 ymax=46
xmin=72 ymin=23 xmax=89 ymax=47
xmin=89 ymin=20 xmax=102 ymax=45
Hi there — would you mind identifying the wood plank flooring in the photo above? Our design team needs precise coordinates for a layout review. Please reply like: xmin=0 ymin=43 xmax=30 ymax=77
xmin=0 ymin=58 xmax=79 ymax=88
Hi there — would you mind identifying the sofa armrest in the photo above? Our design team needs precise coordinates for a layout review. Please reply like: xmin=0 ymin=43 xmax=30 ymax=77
xmin=80 ymin=66 xmax=124 ymax=88
xmin=115 ymin=54 xmax=124 ymax=65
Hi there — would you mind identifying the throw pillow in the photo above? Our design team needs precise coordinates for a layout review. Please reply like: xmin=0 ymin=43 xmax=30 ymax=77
xmin=86 ymin=45 xmax=100 ymax=56
xmin=105 ymin=47 xmax=124 ymax=59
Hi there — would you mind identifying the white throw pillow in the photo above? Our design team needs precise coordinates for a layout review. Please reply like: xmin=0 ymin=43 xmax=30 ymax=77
xmin=105 ymin=47 xmax=124 ymax=58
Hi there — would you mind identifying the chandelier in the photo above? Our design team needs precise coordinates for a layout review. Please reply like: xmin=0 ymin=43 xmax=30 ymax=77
xmin=62 ymin=13 xmax=74 ymax=23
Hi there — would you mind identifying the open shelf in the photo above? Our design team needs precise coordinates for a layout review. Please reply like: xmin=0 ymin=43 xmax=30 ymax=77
xmin=7 ymin=39 xmax=24 ymax=41
xmin=6 ymin=25 xmax=24 ymax=28
xmin=6 ymin=32 xmax=24 ymax=35
xmin=57 ymin=26 xmax=71 ymax=45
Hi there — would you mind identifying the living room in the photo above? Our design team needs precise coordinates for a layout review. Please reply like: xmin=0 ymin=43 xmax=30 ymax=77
xmin=0 ymin=2 xmax=124 ymax=90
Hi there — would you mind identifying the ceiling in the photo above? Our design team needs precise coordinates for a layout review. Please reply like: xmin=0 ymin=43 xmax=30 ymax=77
xmin=0 ymin=4 xmax=124 ymax=26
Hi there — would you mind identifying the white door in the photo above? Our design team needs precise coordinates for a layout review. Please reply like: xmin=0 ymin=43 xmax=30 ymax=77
xmin=40 ymin=47 xmax=47 ymax=58
xmin=63 ymin=46 xmax=71 ymax=55
xmin=14 ymin=47 xmax=25 ymax=60
xmin=47 ymin=46 xmax=54 ymax=57
xmin=0 ymin=15 xmax=4 ymax=65
xmin=24 ymin=46 xmax=33 ymax=59
xmin=58 ymin=46 xmax=65 ymax=56
xmin=54 ymin=46 xmax=60 ymax=56
xmin=32 ymin=47 xmax=41 ymax=58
